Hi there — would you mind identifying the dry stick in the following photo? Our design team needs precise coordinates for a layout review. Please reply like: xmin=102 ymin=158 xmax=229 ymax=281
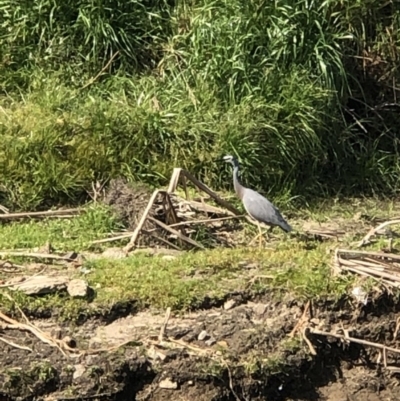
xmin=221 ymin=358 xmax=241 ymax=401
xmin=0 ymin=336 xmax=32 ymax=352
xmin=164 ymin=192 xmax=184 ymax=248
xmin=394 ymin=317 xmax=400 ymax=339
xmin=0 ymin=208 xmax=81 ymax=221
xmin=338 ymin=248 xmax=400 ymax=262
xmin=167 ymin=167 xmax=183 ymax=193
xmin=123 ymin=189 xmax=163 ymax=253
xmin=358 ymin=219 xmax=400 ymax=248
xmin=169 ymin=214 xmax=246 ymax=228
xmin=142 ymin=229 xmax=182 ymax=251
xmin=341 ymin=264 xmax=400 ymax=284
xmin=0 ymin=251 xmax=75 ymax=261
xmin=90 ymin=228 xmax=160 ymax=245
xmin=289 ymin=300 xmax=311 ymax=338
xmin=158 ymin=307 xmax=171 ymax=343
xmin=309 ymin=327 xmax=400 ymax=360
xmin=148 ymin=216 xmax=205 ymax=250
xmin=301 ymin=327 xmax=317 ymax=356
xmin=3 ymin=293 xmax=78 ymax=355
xmin=167 ymin=168 xmax=242 ymax=216
xmin=0 ymin=204 xmax=9 ymax=214
xmin=0 ymin=310 xmax=68 ymax=357
xmin=90 ymin=232 xmax=135 ymax=245
xmin=81 ymin=51 xmax=120 ymax=90
xmin=183 ymin=199 xmax=235 ymax=216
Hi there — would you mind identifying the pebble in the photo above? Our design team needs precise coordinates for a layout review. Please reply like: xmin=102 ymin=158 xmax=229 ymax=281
xmin=73 ymin=364 xmax=86 ymax=380
xmin=67 ymin=279 xmax=90 ymax=298
xmin=159 ymin=378 xmax=178 ymax=389
xmin=198 ymin=330 xmax=209 ymax=341
xmin=253 ymin=303 xmax=268 ymax=316
xmin=224 ymin=299 xmax=236 ymax=310
xmin=205 ymin=337 xmax=216 ymax=346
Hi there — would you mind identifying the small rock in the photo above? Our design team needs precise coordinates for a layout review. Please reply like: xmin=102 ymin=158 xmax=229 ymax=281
xmin=224 ymin=299 xmax=236 ymax=310
xmin=253 ymin=303 xmax=268 ymax=316
xmin=9 ymin=275 xmax=68 ymax=295
xmin=198 ymin=330 xmax=209 ymax=341
xmin=205 ymin=337 xmax=216 ymax=346
xmin=159 ymin=378 xmax=178 ymax=389
xmin=147 ymin=346 xmax=167 ymax=361
xmin=67 ymin=279 xmax=89 ymax=298
xmin=73 ymin=364 xmax=86 ymax=380
xmin=162 ymin=255 xmax=176 ymax=261
xmin=187 ymin=380 xmax=194 ymax=386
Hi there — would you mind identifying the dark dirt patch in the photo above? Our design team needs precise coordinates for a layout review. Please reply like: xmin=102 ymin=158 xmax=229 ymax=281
xmin=103 ymin=178 xmax=154 ymax=230
xmin=2 ymin=293 xmax=400 ymax=400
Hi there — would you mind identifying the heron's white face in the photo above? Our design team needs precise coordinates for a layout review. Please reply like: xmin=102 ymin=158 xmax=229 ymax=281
xmin=223 ymin=155 xmax=234 ymax=162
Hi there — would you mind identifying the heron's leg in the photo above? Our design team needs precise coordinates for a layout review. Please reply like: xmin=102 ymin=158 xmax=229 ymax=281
xmin=258 ymin=222 xmax=263 ymax=249
xmin=249 ymin=224 xmax=263 ymax=247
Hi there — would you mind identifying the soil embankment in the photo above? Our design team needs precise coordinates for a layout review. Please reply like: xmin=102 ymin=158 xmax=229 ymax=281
xmin=1 ymin=292 xmax=400 ymax=401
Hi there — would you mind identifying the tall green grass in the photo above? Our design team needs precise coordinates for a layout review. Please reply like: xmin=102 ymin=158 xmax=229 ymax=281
xmin=0 ymin=0 xmax=399 ymax=209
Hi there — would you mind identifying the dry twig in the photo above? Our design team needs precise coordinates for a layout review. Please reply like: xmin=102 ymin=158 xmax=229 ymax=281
xmin=309 ymin=327 xmax=400 ymax=364
xmin=358 ymin=219 xmax=400 ymax=248
xmin=0 ymin=208 xmax=81 ymax=221
xmin=0 ymin=336 xmax=32 ymax=352
xmin=289 ymin=301 xmax=311 ymax=338
xmin=158 ymin=307 xmax=171 ymax=343
xmin=0 ymin=251 xmax=76 ymax=261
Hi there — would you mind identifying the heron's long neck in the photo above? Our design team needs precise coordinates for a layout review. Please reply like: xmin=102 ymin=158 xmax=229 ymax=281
xmin=233 ymin=165 xmax=244 ymax=199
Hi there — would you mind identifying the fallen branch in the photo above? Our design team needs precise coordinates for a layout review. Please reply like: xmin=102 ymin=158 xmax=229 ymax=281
xmin=90 ymin=232 xmax=135 ymax=245
xmin=309 ymin=327 xmax=400 ymax=367
xmin=148 ymin=216 xmax=205 ymax=249
xmin=0 ymin=208 xmax=81 ymax=221
xmin=0 ymin=336 xmax=32 ymax=352
xmin=169 ymin=215 xmax=246 ymax=228
xmin=358 ymin=219 xmax=400 ymax=248
xmin=0 ymin=294 xmax=78 ymax=356
xmin=0 ymin=251 xmax=76 ymax=262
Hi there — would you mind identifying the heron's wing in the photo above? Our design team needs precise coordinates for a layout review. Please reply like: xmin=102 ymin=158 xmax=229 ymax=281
xmin=242 ymin=189 xmax=291 ymax=229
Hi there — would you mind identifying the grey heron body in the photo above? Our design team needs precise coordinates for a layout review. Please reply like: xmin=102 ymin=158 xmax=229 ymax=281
xmin=223 ymin=155 xmax=292 ymax=246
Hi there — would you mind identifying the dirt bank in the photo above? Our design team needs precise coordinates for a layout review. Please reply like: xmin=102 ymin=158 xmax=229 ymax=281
xmin=1 ymin=291 xmax=400 ymax=401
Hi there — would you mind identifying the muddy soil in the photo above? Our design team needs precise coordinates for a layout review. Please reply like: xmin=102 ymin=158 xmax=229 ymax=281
xmin=1 ymin=292 xmax=400 ymax=401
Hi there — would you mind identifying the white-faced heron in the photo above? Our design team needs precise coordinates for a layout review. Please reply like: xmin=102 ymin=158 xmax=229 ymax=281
xmin=223 ymin=155 xmax=292 ymax=247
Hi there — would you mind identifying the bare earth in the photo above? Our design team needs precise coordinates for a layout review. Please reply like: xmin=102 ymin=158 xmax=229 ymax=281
xmin=1 ymin=291 xmax=400 ymax=401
